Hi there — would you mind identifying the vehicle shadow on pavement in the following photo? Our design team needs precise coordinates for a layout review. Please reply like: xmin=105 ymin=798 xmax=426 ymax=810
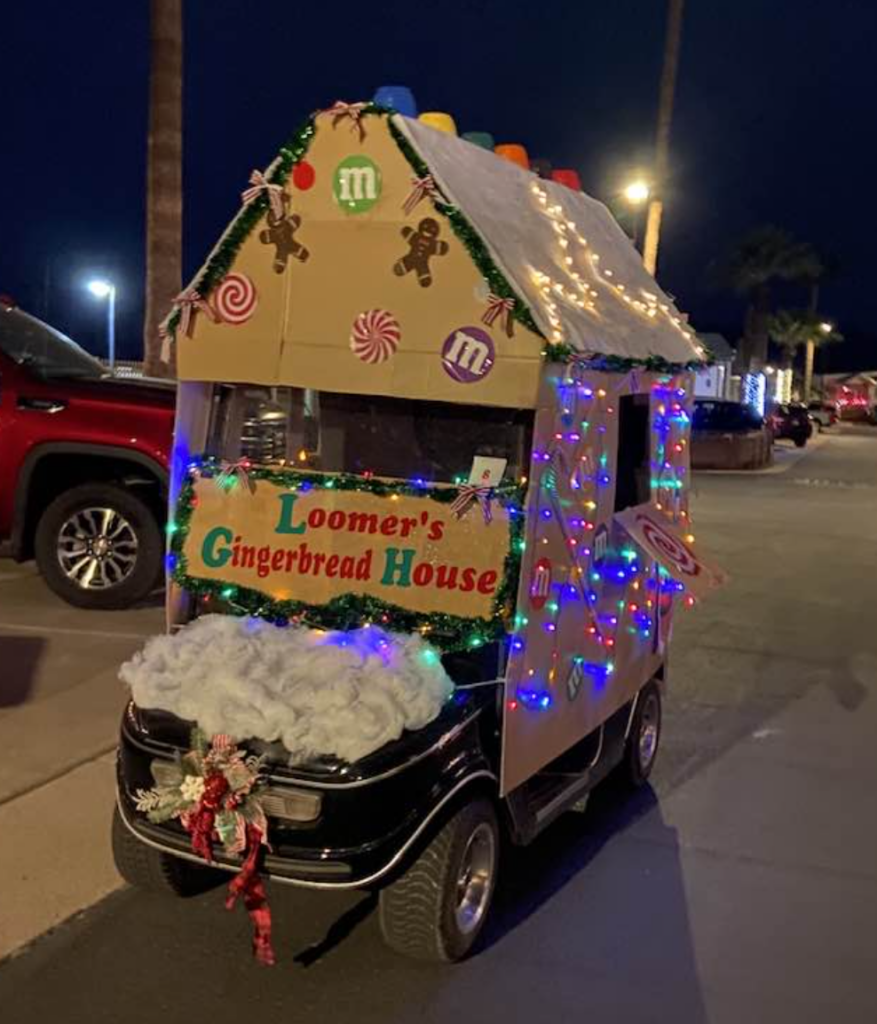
xmin=0 ymin=635 xmax=45 ymax=707
xmin=481 ymin=779 xmax=709 ymax=1023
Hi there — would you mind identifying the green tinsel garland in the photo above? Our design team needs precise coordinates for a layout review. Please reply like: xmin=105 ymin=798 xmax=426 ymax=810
xmin=169 ymin=463 xmax=525 ymax=652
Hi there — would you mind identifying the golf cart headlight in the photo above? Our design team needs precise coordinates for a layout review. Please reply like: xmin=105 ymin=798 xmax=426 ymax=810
xmin=259 ymin=787 xmax=322 ymax=824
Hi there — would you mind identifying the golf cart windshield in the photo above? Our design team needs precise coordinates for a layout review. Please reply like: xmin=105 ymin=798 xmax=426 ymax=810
xmin=206 ymin=385 xmax=533 ymax=485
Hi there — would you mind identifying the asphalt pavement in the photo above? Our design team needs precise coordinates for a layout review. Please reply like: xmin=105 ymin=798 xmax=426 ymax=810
xmin=1 ymin=426 xmax=876 ymax=1024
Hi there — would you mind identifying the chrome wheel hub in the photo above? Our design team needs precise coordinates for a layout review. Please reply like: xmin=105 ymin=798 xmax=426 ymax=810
xmin=454 ymin=822 xmax=496 ymax=935
xmin=638 ymin=693 xmax=660 ymax=770
xmin=57 ymin=507 xmax=138 ymax=590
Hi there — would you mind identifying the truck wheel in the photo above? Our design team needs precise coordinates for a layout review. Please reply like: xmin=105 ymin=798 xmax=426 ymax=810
xmin=623 ymin=680 xmax=662 ymax=787
xmin=378 ymin=798 xmax=499 ymax=962
xmin=112 ymin=808 xmax=221 ymax=897
xmin=794 ymin=436 xmax=807 ymax=448
xmin=35 ymin=483 xmax=162 ymax=609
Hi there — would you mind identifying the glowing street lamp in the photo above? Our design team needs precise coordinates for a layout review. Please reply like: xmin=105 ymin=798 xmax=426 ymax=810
xmin=820 ymin=321 xmax=834 ymax=334
xmin=623 ymin=180 xmax=650 ymax=205
xmin=86 ymin=279 xmax=116 ymax=370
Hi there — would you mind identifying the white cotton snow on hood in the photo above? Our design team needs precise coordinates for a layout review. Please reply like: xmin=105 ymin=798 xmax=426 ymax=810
xmin=119 ymin=615 xmax=455 ymax=765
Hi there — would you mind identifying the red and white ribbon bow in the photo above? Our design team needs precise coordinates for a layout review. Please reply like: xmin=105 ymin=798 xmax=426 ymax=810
xmin=216 ymin=458 xmax=256 ymax=494
xmin=481 ymin=293 xmax=516 ymax=337
xmin=326 ymin=100 xmax=369 ymax=141
xmin=241 ymin=169 xmax=285 ymax=219
xmin=174 ymin=289 xmax=218 ymax=337
xmin=403 ymin=174 xmax=446 ymax=215
xmin=451 ymin=484 xmax=494 ymax=524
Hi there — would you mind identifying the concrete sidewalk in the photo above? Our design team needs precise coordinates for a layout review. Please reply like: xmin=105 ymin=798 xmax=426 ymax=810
xmin=0 ymin=562 xmax=163 ymax=957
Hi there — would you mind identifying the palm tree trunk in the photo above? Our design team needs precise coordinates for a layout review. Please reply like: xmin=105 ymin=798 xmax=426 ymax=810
xmin=804 ymin=339 xmax=815 ymax=402
xmin=642 ymin=0 xmax=685 ymax=276
xmin=142 ymin=0 xmax=183 ymax=379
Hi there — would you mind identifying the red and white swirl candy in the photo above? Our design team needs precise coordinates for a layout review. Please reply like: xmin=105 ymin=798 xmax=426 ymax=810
xmin=637 ymin=514 xmax=699 ymax=576
xmin=213 ymin=273 xmax=258 ymax=325
xmin=350 ymin=309 xmax=400 ymax=364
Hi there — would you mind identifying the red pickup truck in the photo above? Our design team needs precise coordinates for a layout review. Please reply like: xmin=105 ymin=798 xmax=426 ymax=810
xmin=0 ymin=300 xmax=175 ymax=609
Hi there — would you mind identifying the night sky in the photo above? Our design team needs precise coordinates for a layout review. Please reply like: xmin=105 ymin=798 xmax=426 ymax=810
xmin=2 ymin=1 xmax=875 ymax=369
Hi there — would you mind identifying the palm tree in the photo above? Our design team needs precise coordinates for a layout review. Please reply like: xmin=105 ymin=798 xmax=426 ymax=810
xmin=767 ymin=309 xmax=810 ymax=368
xmin=142 ymin=0 xmax=183 ymax=379
xmin=642 ymin=0 xmax=686 ymax=276
xmin=767 ymin=309 xmax=842 ymax=400
xmin=721 ymin=226 xmax=822 ymax=371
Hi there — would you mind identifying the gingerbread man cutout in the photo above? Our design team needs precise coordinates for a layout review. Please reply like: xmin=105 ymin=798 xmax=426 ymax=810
xmin=393 ymin=217 xmax=448 ymax=287
xmin=259 ymin=202 xmax=310 ymax=273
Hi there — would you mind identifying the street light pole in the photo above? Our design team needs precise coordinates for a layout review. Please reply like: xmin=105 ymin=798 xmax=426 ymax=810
xmin=87 ymin=279 xmax=117 ymax=371
xmin=107 ymin=285 xmax=116 ymax=371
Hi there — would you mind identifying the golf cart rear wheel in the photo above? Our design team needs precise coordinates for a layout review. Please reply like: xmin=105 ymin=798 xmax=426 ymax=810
xmin=112 ymin=808 xmax=221 ymax=897
xmin=379 ymin=798 xmax=499 ymax=962
xmin=624 ymin=680 xmax=662 ymax=787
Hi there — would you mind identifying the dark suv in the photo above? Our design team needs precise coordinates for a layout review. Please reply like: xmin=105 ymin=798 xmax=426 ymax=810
xmin=767 ymin=403 xmax=812 ymax=448
xmin=0 ymin=300 xmax=175 ymax=608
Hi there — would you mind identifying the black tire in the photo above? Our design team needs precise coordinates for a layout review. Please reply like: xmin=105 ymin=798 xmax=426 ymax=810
xmin=35 ymin=482 xmax=162 ymax=609
xmin=794 ymin=436 xmax=807 ymax=448
xmin=622 ymin=680 xmax=662 ymax=788
xmin=378 ymin=798 xmax=499 ymax=962
xmin=112 ymin=807 xmax=221 ymax=897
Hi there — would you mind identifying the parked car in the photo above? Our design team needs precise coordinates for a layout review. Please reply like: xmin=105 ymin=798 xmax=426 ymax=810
xmin=767 ymin=402 xmax=812 ymax=447
xmin=807 ymin=401 xmax=838 ymax=431
xmin=0 ymin=300 xmax=175 ymax=608
xmin=691 ymin=399 xmax=772 ymax=470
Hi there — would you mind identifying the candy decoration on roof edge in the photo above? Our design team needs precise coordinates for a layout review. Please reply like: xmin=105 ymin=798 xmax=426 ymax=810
xmin=462 ymin=131 xmax=496 ymax=150
xmin=551 ymin=168 xmax=582 ymax=191
xmin=495 ymin=143 xmax=530 ymax=170
xmin=212 ymin=273 xmax=258 ymax=325
xmin=241 ymin=169 xmax=285 ymax=219
xmin=419 ymin=111 xmax=458 ymax=135
xmin=450 ymin=483 xmax=494 ymax=523
xmin=350 ymin=309 xmax=401 ymax=364
xmin=373 ymin=85 xmax=418 ymax=118
xmin=291 ymin=160 xmax=316 ymax=191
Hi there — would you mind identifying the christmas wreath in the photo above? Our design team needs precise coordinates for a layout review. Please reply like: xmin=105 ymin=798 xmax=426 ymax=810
xmin=134 ymin=729 xmax=275 ymax=965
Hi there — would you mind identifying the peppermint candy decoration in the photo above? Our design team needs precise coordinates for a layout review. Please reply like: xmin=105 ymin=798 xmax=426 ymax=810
xmin=350 ymin=309 xmax=400 ymax=364
xmin=213 ymin=273 xmax=258 ymax=325
xmin=637 ymin=514 xmax=699 ymax=577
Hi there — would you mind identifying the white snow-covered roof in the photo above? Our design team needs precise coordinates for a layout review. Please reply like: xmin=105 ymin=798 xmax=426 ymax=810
xmin=397 ymin=116 xmax=704 ymax=366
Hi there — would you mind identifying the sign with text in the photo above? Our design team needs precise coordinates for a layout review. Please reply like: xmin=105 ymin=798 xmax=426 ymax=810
xmin=180 ymin=475 xmax=513 ymax=621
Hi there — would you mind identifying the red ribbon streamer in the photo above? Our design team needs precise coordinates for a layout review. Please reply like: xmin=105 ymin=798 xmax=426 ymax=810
xmin=226 ymin=824 xmax=275 ymax=967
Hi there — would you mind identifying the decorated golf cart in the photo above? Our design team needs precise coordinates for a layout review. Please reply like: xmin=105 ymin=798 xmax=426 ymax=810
xmin=113 ymin=101 xmax=725 ymax=965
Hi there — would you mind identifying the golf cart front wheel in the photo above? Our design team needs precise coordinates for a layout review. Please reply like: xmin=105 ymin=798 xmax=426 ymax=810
xmin=112 ymin=808 xmax=221 ymax=897
xmin=378 ymin=797 xmax=499 ymax=962
xmin=624 ymin=680 xmax=662 ymax=787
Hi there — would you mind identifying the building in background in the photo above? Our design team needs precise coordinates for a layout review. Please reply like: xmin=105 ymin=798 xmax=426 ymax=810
xmin=694 ymin=333 xmax=735 ymax=399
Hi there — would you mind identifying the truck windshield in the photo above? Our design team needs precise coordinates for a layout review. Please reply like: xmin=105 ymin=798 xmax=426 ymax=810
xmin=206 ymin=385 xmax=532 ymax=485
xmin=0 ymin=307 xmax=104 ymax=379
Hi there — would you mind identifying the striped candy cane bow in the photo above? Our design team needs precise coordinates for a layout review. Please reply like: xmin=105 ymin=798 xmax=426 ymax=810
xmin=174 ymin=289 xmax=218 ymax=337
xmin=451 ymin=484 xmax=494 ymax=524
xmin=241 ymin=170 xmax=285 ymax=219
xmin=403 ymin=174 xmax=446 ymax=215
xmin=481 ymin=294 xmax=516 ymax=337
xmin=326 ymin=100 xmax=368 ymax=141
